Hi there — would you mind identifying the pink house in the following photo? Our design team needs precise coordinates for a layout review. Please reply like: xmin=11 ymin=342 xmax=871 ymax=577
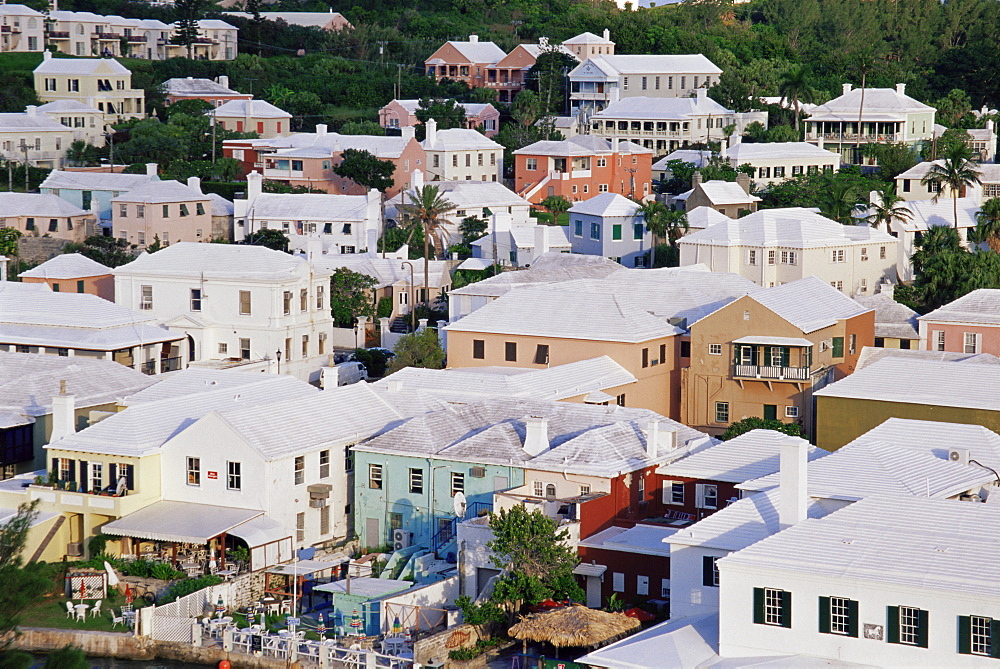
xmin=919 ymin=289 xmax=1000 ymax=356
xmin=211 ymin=99 xmax=292 ymax=138
xmin=112 ymin=177 xmax=213 ymax=248
xmin=378 ymin=99 xmax=500 ymax=137
xmin=19 ymin=253 xmax=115 ymax=302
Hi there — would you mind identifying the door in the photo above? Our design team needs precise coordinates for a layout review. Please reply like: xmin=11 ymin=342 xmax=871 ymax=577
xmin=365 ymin=518 xmax=380 ymax=548
xmin=763 ymin=404 xmax=777 ymax=421
xmin=476 ymin=567 xmax=501 ymax=597
xmin=493 ymin=476 xmax=508 ymax=492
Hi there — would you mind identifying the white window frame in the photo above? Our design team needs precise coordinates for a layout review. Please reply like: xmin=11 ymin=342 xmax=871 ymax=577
xmin=409 ymin=467 xmax=424 ymax=494
xmin=830 ymin=597 xmax=851 ymax=635
xmin=695 ymin=483 xmax=718 ymax=509
xmin=663 ymin=480 xmax=685 ymax=505
xmin=785 ymin=406 xmax=799 ymax=418
xmin=227 ymin=461 xmax=241 ymax=491
xmin=186 ymin=457 xmax=200 ymax=486
xmin=764 ymin=588 xmax=785 ymax=626
xmin=708 ymin=343 xmax=723 ymax=355
xmin=294 ymin=456 xmax=305 ymax=485
xmin=451 ymin=472 xmax=465 ymax=496
xmin=612 ymin=572 xmax=625 ymax=592
xmin=964 ymin=332 xmax=981 ymax=354
xmin=934 ymin=330 xmax=945 ymax=351
xmin=369 ymin=464 xmax=383 ymax=489
xmin=971 ymin=615 xmax=992 ymax=656
xmin=533 ymin=481 xmax=544 ymax=497
xmin=899 ymin=606 xmax=921 ymax=646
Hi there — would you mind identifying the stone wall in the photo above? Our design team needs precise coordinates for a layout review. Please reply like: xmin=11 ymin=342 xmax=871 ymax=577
xmin=413 ymin=623 xmax=482 ymax=667
xmin=17 ymin=237 xmax=70 ymax=265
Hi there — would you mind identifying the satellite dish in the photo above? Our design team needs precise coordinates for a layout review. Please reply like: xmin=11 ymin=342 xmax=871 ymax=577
xmin=452 ymin=491 xmax=467 ymax=518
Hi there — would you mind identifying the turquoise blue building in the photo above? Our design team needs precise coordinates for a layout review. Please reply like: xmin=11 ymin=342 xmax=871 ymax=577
xmin=39 ymin=169 xmax=158 ymax=226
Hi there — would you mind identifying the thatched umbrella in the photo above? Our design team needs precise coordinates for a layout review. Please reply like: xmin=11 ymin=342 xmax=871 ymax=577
xmin=508 ymin=604 xmax=640 ymax=654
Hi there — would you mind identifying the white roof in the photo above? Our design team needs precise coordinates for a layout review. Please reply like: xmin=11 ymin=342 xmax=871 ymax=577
xmin=422 ymin=128 xmax=502 ymax=151
xmin=212 ymin=99 xmax=291 ymax=119
xmin=680 ymin=180 xmax=761 ymax=206
xmin=0 ymin=113 xmax=72 ymax=133
xmin=112 ymin=179 xmax=207 ymax=204
xmin=371 ymin=356 xmax=636 ymax=403
xmin=577 ymin=524 xmax=676 ymax=557
xmin=308 ymin=252 xmax=449 ymax=290
xmin=593 ymin=95 xmax=732 ymax=121
xmin=101 ymin=501 xmax=261 ymax=543
xmin=848 ymin=417 xmax=1000 ymax=474
xmin=890 ymin=196 xmax=979 ymax=232
xmin=576 ymin=614 xmax=720 ymax=669
xmin=0 ymin=351 xmax=155 ymax=428
xmin=749 ymin=276 xmax=871 ymax=333
xmin=568 ymin=192 xmax=640 ymax=217
xmin=388 ymin=99 xmax=495 ymax=117
xmin=653 ymin=149 xmax=709 ymax=170
xmin=0 ymin=193 xmax=88 ymax=217
xmin=686 ymin=206 xmax=732 ymax=230
xmin=659 ymin=430 xmax=827 ymax=483
xmin=853 ymin=292 xmax=919 ymax=340
xmin=723 ymin=141 xmax=840 ymax=162
xmin=228 ymin=132 xmax=413 ymax=160
xmin=35 ymin=100 xmax=102 ymax=114
xmin=0 ymin=4 xmax=43 ymax=16
xmin=389 ymin=180 xmax=527 ymax=211
xmin=732 ymin=335 xmax=814 ymax=347
xmin=497 ymin=223 xmax=571 ymax=250
xmin=112 ymin=242 xmax=326 ymax=282
xmin=515 ymin=135 xmax=650 ymax=157
xmin=163 ymin=77 xmax=241 ymax=96
xmin=563 ymin=31 xmax=613 ymax=45
xmin=920 ymin=289 xmax=1000 ymax=326
xmin=207 ymin=192 xmax=234 ymax=217
xmin=315 ymin=577 xmax=412 ymax=598
xmin=194 ymin=19 xmax=236 ymax=29
xmin=449 ymin=252 xmax=624 ymax=298
xmin=807 ymin=86 xmax=935 ymax=122
xmin=34 ymin=57 xmax=130 ymax=76
xmin=720 ymin=495 xmax=1000 ymax=599
xmin=679 ymin=207 xmax=896 ymax=248
xmin=19 ymin=253 xmax=111 ymax=280
xmin=228 ymin=515 xmax=290 ymax=548
xmin=437 ymin=39 xmax=506 ymax=65
xmin=40 ymin=170 xmax=156 ymax=193
xmin=224 ymin=11 xmax=350 ymax=29
xmin=248 ymin=193 xmax=372 ymax=221
xmin=856 ymin=345 xmax=1000 ymax=370
xmin=574 ymin=54 xmax=721 ymax=78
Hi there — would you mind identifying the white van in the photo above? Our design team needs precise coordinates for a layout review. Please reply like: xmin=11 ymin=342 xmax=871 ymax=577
xmin=320 ymin=361 xmax=369 ymax=388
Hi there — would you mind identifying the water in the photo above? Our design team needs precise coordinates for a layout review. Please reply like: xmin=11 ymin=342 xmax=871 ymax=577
xmin=30 ymin=656 xmax=210 ymax=668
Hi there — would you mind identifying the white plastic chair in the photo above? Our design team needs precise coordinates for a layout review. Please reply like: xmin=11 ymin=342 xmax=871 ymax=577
xmin=111 ymin=610 xmax=124 ymax=628
xmin=90 ymin=600 xmax=103 ymax=618
xmin=65 ymin=602 xmax=74 ymax=618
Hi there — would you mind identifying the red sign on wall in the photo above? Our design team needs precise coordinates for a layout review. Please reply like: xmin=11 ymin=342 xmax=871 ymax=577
xmin=207 ymin=471 xmax=218 ymax=479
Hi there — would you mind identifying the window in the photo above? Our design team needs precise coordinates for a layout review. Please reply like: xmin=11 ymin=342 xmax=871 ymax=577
xmin=473 ymin=339 xmax=485 ymax=359
xmin=781 ymin=250 xmax=796 ymax=265
xmin=959 ymin=615 xmax=997 ymax=656
xmin=633 ymin=223 xmax=644 ymax=240
xmin=451 ymin=472 xmax=465 ymax=496
xmin=849 ymin=333 xmax=857 ymax=355
xmin=880 ymin=246 xmax=887 ymax=259
xmin=702 ymin=556 xmax=720 ymax=587
xmin=819 ymin=597 xmax=858 ymax=637
xmin=409 ymin=468 xmax=424 ymax=494
xmin=90 ymin=463 xmax=102 ymax=493
xmin=505 ymin=342 xmax=517 ymax=362
xmin=369 ymin=464 xmax=383 ymax=489
xmin=767 ymin=250 xmax=776 ymax=265
xmin=612 ymin=224 xmax=622 ymax=241
xmin=964 ymin=332 xmax=981 ymax=354
xmin=533 ymin=481 xmax=544 ymax=497
xmin=283 ymin=291 xmax=292 ymax=315
xmin=597 ymin=158 xmax=606 ymax=167
xmin=590 ymin=222 xmax=601 ymax=240
xmin=642 ymin=348 xmax=649 ymax=368
xmin=187 ymin=457 xmax=200 ymax=485
xmin=294 ymin=456 xmax=304 ymax=485
xmin=831 ymin=249 xmax=846 ymax=263
xmin=239 ymin=290 xmax=251 ymax=315
xmin=300 ymin=288 xmax=308 ymax=312
xmin=239 ymin=338 xmax=250 ymax=360
xmin=316 ymin=285 xmax=325 ymax=310
xmin=319 ymin=450 xmax=330 ymax=478
xmin=831 ymin=336 xmax=844 ymax=358
xmin=320 ymin=505 xmax=330 ymax=536
xmin=162 ymin=204 xmax=169 ymax=218
xmin=179 ymin=204 xmax=190 ymax=217
xmin=785 ymin=406 xmax=799 ymax=418
xmin=747 ymin=250 xmax=757 ymax=265
xmin=119 ymin=204 xmax=128 ymax=218
xmin=774 ymin=166 xmax=785 ymax=178
xmin=296 ymin=512 xmax=305 ymax=543
xmin=861 ymin=247 xmax=869 ymax=261
xmin=545 ymin=483 xmax=557 ymax=499
xmin=190 ymin=288 xmax=202 ymax=311
xmin=612 ymin=572 xmax=625 ymax=592
xmin=138 ymin=232 xmax=145 ymax=245
xmin=695 ymin=483 xmax=718 ymax=509
xmin=139 ymin=285 xmax=153 ymax=310
xmin=301 ymin=335 xmax=309 ymax=357
xmin=218 ymin=343 xmax=228 ymax=355
xmin=599 ymin=184 xmax=608 ymax=193
xmin=534 ymin=344 xmax=549 ymax=365
xmin=389 ymin=513 xmax=403 ymax=532
xmin=934 ymin=330 xmax=945 ymax=351
xmin=580 ymin=484 xmax=591 ymax=495
xmin=715 ymin=401 xmax=729 ymax=423
xmin=617 ymin=393 xmax=626 ymax=407
xmin=753 ymin=588 xmax=791 ymax=628
xmin=663 ymin=481 xmax=684 ymax=505
xmin=641 ymin=76 xmax=647 ymax=90
xmin=830 ymin=280 xmax=844 ymax=292
xmin=707 ymin=343 xmax=723 ymax=356
xmin=637 ymin=575 xmax=649 ymax=596
xmin=227 ymin=461 xmax=241 ymax=490
xmin=888 ymin=605 xmax=928 ymax=647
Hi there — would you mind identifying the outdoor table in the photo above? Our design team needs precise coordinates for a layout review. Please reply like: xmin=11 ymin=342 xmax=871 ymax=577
xmin=216 ymin=569 xmax=236 ymax=581
xmin=73 ymin=603 xmax=89 ymax=621
xmin=382 ymin=637 xmax=406 ymax=655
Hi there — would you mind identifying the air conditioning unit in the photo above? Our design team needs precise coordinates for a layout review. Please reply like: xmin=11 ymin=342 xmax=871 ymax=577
xmin=393 ymin=529 xmax=412 ymax=551
xmin=470 ymin=466 xmax=486 ymax=478
xmin=949 ymin=448 xmax=971 ymax=466
xmin=66 ymin=542 xmax=83 ymax=557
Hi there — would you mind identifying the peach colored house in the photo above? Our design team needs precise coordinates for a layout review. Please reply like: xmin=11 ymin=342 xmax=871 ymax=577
xmin=514 ymin=135 xmax=653 ymax=205
xmin=111 ymin=177 xmax=212 ymax=249
xmin=19 ymin=253 xmax=114 ymax=301
xmin=0 ymin=193 xmax=94 ymax=243
xmin=163 ymin=75 xmax=251 ymax=107
xmin=918 ymin=289 xmax=1000 ymax=357
xmin=424 ymin=35 xmax=506 ymax=90
xmin=378 ymin=99 xmax=500 ymax=137
xmin=681 ymin=276 xmax=875 ymax=438
xmin=211 ymin=99 xmax=291 ymax=138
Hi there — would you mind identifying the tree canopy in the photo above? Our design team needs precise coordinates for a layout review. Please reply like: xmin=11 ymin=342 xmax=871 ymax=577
xmin=329 ymin=268 xmax=377 ymax=329
xmin=386 ymin=328 xmax=445 ymax=373
xmin=332 ymin=148 xmax=396 ymax=193
xmin=721 ymin=418 xmax=805 ymax=441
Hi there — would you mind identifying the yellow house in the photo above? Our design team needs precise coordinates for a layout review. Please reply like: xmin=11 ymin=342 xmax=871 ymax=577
xmin=34 ymin=52 xmax=144 ymax=124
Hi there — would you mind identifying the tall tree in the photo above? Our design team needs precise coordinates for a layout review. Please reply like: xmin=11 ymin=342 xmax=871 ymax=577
xmin=0 ymin=500 xmax=49 ymax=661
xmin=865 ymin=183 xmax=913 ymax=232
xmin=329 ymin=268 xmax=377 ymax=328
xmin=170 ymin=0 xmax=206 ymax=59
xmin=921 ymin=142 xmax=982 ymax=229
xmin=385 ymin=328 xmax=445 ymax=373
xmin=639 ymin=201 xmax=688 ymax=267
xmin=539 ymin=195 xmax=571 ymax=223
xmin=333 ymin=149 xmax=396 ymax=253
xmin=972 ymin=197 xmax=1000 ymax=252
xmin=777 ymin=64 xmax=815 ymax=133
xmin=396 ymin=185 xmax=456 ymax=307
xmin=818 ymin=179 xmax=865 ymax=224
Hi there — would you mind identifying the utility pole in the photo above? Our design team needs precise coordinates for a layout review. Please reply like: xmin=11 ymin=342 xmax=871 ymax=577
xmin=18 ymin=141 xmax=29 ymax=192
xmin=211 ymin=116 xmax=217 ymax=163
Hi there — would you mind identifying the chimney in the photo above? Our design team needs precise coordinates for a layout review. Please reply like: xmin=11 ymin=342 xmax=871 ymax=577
xmin=186 ymin=176 xmax=202 ymax=194
xmin=522 ymin=416 xmax=549 ymax=457
xmin=245 ymin=100 xmax=254 ymax=120
xmin=247 ymin=170 xmax=263 ymax=202
xmin=603 ymin=28 xmax=610 ymax=41
xmin=842 ymin=83 xmax=853 ymax=96
xmin=412 ymin=168 xmax=424 ymax=190
xmin=778 ymin=437 xmax=808 ymax=530
xmin=533 ymin=224 xmax=550 ymax=260
xmin=610 ymin=86 xmax=620 ymax=103
xmin=988 ymin=119 xmax=996 ymax=133
xmin=817 ymin=134 xmax=824 ymax=151
xmin=43 ymin=50 xmax=52 ymax=61
xmin=644 ymin=420 xmax=660 ymax=459
xmin=316 ymin=123 xmax=328 ymax=137
xmin=26 ymin=105 xmax=36 ymax=117
xmin=387 ymin=379 xmax=403 ymax=392
xmin=696 ymin=88 xmax=707 ymax=102
xmin=425 ymin=118 xmax=437 ymax=146
xmin=0 ymin=256 xmax=7 ymax=282
xmin=145 ymin=163 xmax=157 ymax=177
xmin=50 ymin=380 xmax=77 ymax=443
xmin=895 ymin=83 xmax=906 ymax=96
xmin=720 ymin=137 xmax=728 ymax=155
xmin=736 ymin=172 xmax=751 ymax=194
xmin=692 ymin=170 xmax=703 ymax=186
xmin=217 ymin=74 xmax=229 ymax=89
xmin=401 ymin=126 xmax=415 ymax=140
xmin=468 ymin=34 xmax=478 ymax=43
xmin=877 ymin=281 xmax=895 ymax=298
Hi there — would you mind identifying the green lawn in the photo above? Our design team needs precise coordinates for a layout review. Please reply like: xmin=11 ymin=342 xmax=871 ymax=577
xmin=529 ymin=211 xmax=569 ymax=226
xmin=22 ymin=594 xmax=150 ymax=632
xmin=0 ymin=51 xmax=47 ymax=72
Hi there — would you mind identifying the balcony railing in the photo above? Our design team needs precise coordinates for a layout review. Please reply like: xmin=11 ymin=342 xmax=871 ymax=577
xmin=733 ymin=364 xmax=811 ymax=381
xmin=48 ymin=30 xmax=70 ymax=38
xmin=161 ymin=356 xmax=183 ymax=372
xmin=806 ymin=132 xmax=900 ymax=143
xmin=127 ymin=34 xmax=147 ymax=42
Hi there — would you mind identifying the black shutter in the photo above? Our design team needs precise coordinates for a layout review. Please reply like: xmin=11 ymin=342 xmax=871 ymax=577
xmin=124 ymin=464 xmax=134 ymax=491
xmin=780 ymin=591 xmax=792 ymax=628
xmin=847 ymin=599 xmax=859 ymax=638
xmin=887 ymin=606 xmax=900 ymax=644
xmin=79 ymin=460 xmax=88 ymax=493
xmin=66 ymin=458 xmax=75 ymax=483
xmin=917 ymin=609 xmax=929 ymax=649
xmin=958 ymin=616 xmax=971 ymax=655
xmin=990 ymin=619 xmax=1000 ymax=658
xmin=51 ymin=457 xmax=58 ymax=479
xmin=702 ymin=556 xmax=715 ymax=587
xmin=108 ymin=463 xmax=117 ymax=493
xmin=818 ymin=596 xmax=830 ymax=635
xmin=753 ymin=588 xmax=765 ymax=624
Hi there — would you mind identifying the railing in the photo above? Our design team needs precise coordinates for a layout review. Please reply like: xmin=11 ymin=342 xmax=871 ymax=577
xmin=161 ymin=356 xmax=183 ymax=372
xmin=95 ymin=32 xmax=121 ymax=39
xmin=431 ymin=501 xmax=492 ymax=554
xmin=806 ymin=132 xmax=900 ymax=143
xmin=595 ymin=127 xmax=685 ymax=138
xmin=127 ymin=35 xmax=147 ymax=42
xmin=140 ymin=361 xmax=156 ymax=375
xmin=733 ymin=364 xmax=811 ymax=381
xmin=571 ymin=91 xmax=608 ymax=100
xmin=48 ymin=30 xmax=70 ymax=38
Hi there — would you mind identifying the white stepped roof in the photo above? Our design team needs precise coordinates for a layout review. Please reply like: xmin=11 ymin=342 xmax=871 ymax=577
xmin=920 ymin=288 xmax=1000 ymax=326
xmin=449 ymin=251 xmax=624 ymax=298
xmin=568 ymin=192 xmax=641 ymax=217
xmin=677 ymin=180 xmax=760 ymax=206
xmin=422 ymin=128 xmax=502 ymax=151
xmin=723 ymin=141 xmax=840 ymax=162
xmin=807 ymin=86 xmax=934 ymax=122
xmin=593 ymin=95 xmax=731 ymax=121
xmin=308 ymin=252 xmax=449 ymax=290
xmin=855 ymin=345 xmax=1000 ymax=371
xmin=112 ymin=242 xmax=326 ymax=281
xmin=575 ymin=54 xmax=721 ymax=77
xmin=162 ymin=77 xmax=242 ymax=96
xmin=248 ymin=193 xmax=372 ymax=221
xmin=35 ymin=100 xmax=102 ymax=114
xmin=111 ymin=180 xmax=206 ymax=204
xmin=563 ymin=31 xmax=613 ymax=45
xmin=212 ymin=99 xmax=291 ymax=119
xmin=854 ymin=293 xmax=919 ymax=340
xmin=34 ymin=56 xmax=130 ymax=75
xmin=849 ymin=416 xmax=1000 ymax=473
xmin=750 ymin=275 xmax=871 ymax=333
xmin=890 ymin=196 xmax=979 ymax=232
xmin=0 ymin=193 xmax=88 ymax=217
xmin=20 ymin=253 xmax=111 ymax=280
xmin=0 ymin=113 xmax=72 ymax=132
xmin=659 ymin=430 xmax=827 ymax=483
xmin=0 ymin=4 xmax=43 ymax=15
xmin=680 ymin=207 xmax=896 ymax=248
xmin=40 ymin=170 xmax=156 ymax=193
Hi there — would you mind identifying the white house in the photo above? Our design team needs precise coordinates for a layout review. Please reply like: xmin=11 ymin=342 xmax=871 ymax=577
xmin=895 ymin=161 xmax=1000 ymax=203
xmin=35 ymin=99 xmax=106 ymax=147
xmin=0 ymin=4 xmax=43 ymax=53
xmin=887 ymin=196 xmax=980 ymax=282
xmin=472 ymin=219 xmax=571 ymax=267
xmin=679 ymin=207 xmax=898 ymax=294
xmin=0 ymin=109 xmax=76 ymax=169
xmin=568 ymin=193 xmax=652 ymax=268
xmin=421 ymin=119 xmax=503 ymax=182
xmin=112 ymin=242 xmax=334 ymax=383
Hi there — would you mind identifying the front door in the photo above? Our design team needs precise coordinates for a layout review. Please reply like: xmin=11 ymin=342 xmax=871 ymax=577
xmin=365 ymin=518 xmax=380 ymax=548
xmin=763 ymin=404 xmax=777 ymax=421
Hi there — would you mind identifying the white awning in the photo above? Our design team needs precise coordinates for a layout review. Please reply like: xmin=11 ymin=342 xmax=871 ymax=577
xmin=267 ymin=558 xmax=347 ymax=576
xmin=227 ymin=514 xmax=290 ymax=548
xmin=732 ymin=336 xmax=814 ymax=347
xmin=573 ymin=563 xmax=608 ymax=577
xmin=457 ymin=258 xmax=493 ymax=271
xmin=101 ymin=501 xmax=262 ymax=544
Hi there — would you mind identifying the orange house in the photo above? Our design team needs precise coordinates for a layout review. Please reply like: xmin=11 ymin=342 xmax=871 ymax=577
xmin=424 ymin=35 xmax=506 ymax=90
xmin=19 ymin=253 xmax=115 ymax=302
xmin=513 ymin=135 xmax=653 ymax=205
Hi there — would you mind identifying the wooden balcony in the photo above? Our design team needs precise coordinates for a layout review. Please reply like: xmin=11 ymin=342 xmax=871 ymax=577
xmin=733 ymin=364 xmax=811 ymax=381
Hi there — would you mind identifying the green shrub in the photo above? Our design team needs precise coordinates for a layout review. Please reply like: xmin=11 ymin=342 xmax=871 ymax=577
xmin=87 ymin=535 xmax=107 ymax=557
xmin=158 ymin=575 xmax=223 ymax=604
xmin=376 ymin=296 xmax=394 ymax=319
xmin=150 ymin=562 xmax=185 ymax=581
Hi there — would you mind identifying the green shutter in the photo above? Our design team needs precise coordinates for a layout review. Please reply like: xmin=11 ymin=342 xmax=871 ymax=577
xmin=818 ymin=596 xmax=830 ymax=635
xmin=780 ymin=591 xmax=792 ymax=628
xmin=958 ymin=616 xmax=971 ymax=655
xmin=917 ymin=609 xmax=929 ymax=648
xmin=847 ymin=599 xmax=859 ymax=638
xmin=832 ymin=337 xmax=844 ymax=358
xmin=780 ymin=347 xmax=790 ymax=367
xmin=887 ymin=606 xmax=900 ymax=644
xmin=702 ymin=557 xmax=715 ymax=587
xmin=990 ymin=619 xmax=1000 ymax=658
xmin=753 ymin=588 xmax=765 ymax=624
xmin=612 ymin=224 xmax=622 ymax=240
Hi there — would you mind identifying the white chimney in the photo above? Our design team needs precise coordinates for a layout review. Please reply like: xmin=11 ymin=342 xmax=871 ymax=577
xmin=603 ymin=29 xmax=610 ymax=41
xmin=49 ymin=380 xmax=77 ymax=443
xmin=247 ymin=170 xmax=264 ymax=202
xmin=245 ymin=100 xmax=254 ymax=120
xmin=895 ymin=83 xmax=906 ymax=96
xmin=696 ymin=88 xmax=707 ymax=102
xmin=533 ymin=224 xmax=550 ymax=260
xmin=468 ymin=34 xmax=479 ymax=43
xmin=145 ymin=163 xmax=157 ymax=177
xmin=412 ymin=168 xmax=424 ymax=191
xmin=0 ymin=256 xmax=7 ymax=282
xmin=186 ymin=176 xmax=202 ymax=194
xmin=644 ymin=420 xmax=660 ymax=459
xmin=387 ymin=379 xmax=403 ymax=392
xmin=26 ymin=105 xmax=36 ymax=117
xmin=523 ymin=416 xmax=549 ymax=457
xmin=610 ymin=86 xmax=621 ymax=103
xmin=316 ymin=123 xmax=328 ymax=137
xmin=401 ymin=126 xmax=415 ymax=140
xmin=217 ymin=74 xmax=229 ymax=89
xmin=43 ymin=50 xmax=52 ymax=61
xmin=817 ymin=134 xmax=824 ymax=151
xmin=778 ymin=437 xmax=808 ymax=530
xmin=720 ymin=137 xmax=728 ymax=155
xmin=842 ymin=83 xmax=853 ymax=96
xmin=988 ymin=120 xmax=995 ymax=133
xmin=425 ymin=118 xmax=437 ymax=146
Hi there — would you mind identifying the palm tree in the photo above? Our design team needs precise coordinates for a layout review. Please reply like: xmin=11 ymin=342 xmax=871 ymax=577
xmin=540 ymin=195 xmax=572 ymax=225
xmin=818 ymin=181 xmax=865 ymax=225
xmin=777 ymin=65 xmax=815 ymax=133
xmin=396 ymin=185 xmax=457 ymax=310
xmin=637 ymin=201 xmax=687 ymax=267
xmin=865 ymin=183 xmax=913 ymax=232
xmin=921 ymin=142 xmax=982 ymax=229
xmin=972 ymin=197 xmax=1000 ymax=252
xmin=65 ymin=140 xmax=92 ymax=167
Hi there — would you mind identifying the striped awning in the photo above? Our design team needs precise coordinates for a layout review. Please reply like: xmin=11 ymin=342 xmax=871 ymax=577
xmin=101 ymin=501 xmax=262 ymax=544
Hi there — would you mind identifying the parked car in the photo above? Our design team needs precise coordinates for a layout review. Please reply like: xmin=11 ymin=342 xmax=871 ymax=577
xmin=320 ymin=361 xmax=369 ymax=388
